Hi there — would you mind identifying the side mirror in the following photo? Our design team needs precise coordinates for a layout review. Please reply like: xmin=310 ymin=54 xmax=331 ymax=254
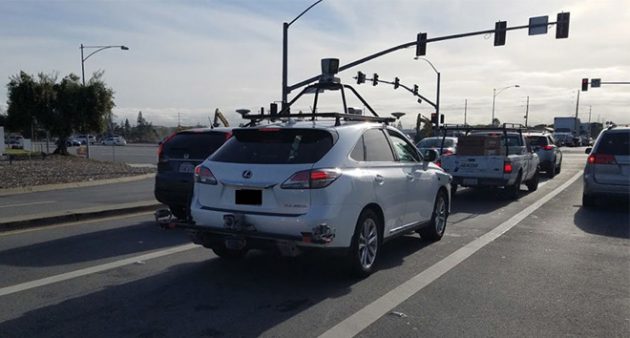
xmin=585 ymin=147 xmax=592 ymax=154
xmin=423 ymin=149 xmax=438 ymax=162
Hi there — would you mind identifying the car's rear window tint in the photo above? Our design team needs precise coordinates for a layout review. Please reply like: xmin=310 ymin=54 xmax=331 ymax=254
xmin=597 ymin=132 xmax=629 ymax=155
xmin=164 ymin=132 xmax=228 ymax=159
xmin=526 ymin=136 xmax=549 ymax=146
xmin=211 ymin=129 xmax=334 ymax=164
xmin=418 ymin=138 xmax=454 ymax=148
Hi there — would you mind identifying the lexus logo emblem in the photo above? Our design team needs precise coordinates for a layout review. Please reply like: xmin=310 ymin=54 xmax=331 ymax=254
xmin=183 ymin=153 xmax=189 ymax=159
xmin=242 ymin=170 xmax=253 ymax=179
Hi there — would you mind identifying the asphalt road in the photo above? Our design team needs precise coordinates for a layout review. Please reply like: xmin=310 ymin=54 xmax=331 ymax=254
xmin=0 ymin=177 xmax=156 ymax=220
xmin=0 ymin=148 xmax=627 ymax=337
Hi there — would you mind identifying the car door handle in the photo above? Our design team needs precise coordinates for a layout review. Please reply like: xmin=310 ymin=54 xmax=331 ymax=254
xmin=374 ymin=175 xmax=384 ymax=184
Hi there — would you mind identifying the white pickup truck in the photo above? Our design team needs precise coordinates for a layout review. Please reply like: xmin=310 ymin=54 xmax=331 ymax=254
xmin=440 ymin=131 xmax=540 ymax=199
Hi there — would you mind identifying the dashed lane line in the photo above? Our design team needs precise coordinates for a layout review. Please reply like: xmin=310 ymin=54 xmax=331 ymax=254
xmin=0 ymin=243 xmax=199 ymax=297
xmin=319 ymin=171 xmax=582 ymax=338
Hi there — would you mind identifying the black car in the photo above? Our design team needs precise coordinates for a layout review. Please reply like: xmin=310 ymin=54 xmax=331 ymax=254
xmin=155 ymin=128 xmax=232 ymax=219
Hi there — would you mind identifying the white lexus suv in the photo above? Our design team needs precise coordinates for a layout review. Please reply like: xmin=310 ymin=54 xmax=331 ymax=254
xmin=187 ymin=75 xmax=452 ymax=276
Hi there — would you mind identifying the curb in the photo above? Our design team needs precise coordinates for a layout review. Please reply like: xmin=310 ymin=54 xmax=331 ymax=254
xmin=0 ymin=173 xmax=156 ymax=197
xmin=0 ymin=201 xmax=163 ymax=232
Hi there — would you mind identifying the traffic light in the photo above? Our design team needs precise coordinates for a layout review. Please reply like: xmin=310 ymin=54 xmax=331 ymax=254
xmin=413 ymin=84 xmax=419 ymax=95
xmin=416 ymin=33 xmax=427 ymax=56
xmin=372 ymin=73 xmax=379 ymax=86
xmin=394 ymin=77 xmax=400 ymax=89
xmin=356 ymin=71 xmax=366 ymax=84
xmin=431 ymin=113 xmax=438 ymax=125
xmin=494 ymin=21 xmax=507 ymax=46
xmin=556 ymin=12 xmax=570 ymax=39
xmin=581 ymin=78 xmax=589 ymax=91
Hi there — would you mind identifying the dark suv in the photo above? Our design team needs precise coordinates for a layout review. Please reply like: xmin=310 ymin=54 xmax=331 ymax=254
xmin=155 ymin=128 xmax=232 ymax=219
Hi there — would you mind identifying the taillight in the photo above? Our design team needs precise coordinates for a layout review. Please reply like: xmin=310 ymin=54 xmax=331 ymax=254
xmin=281 ymin=169 xmax=341 ymax=189
xmin=543 ymin=145 xmax=554 ymax=151
xmin=157 ymin=132 xmax=177 ymax=162
xmin=442 ymin=149 xmax=454 ymax=156
xmin=503 ymin=161 xmax=513 ymax=173
xmin=435 ymin=160 xmax=442 ymax=168
xmin=194 ymin=165 xmax=217 ymax=185
xmin=588 ymin=154 xmax=616 ymax=165
xmin=225 ymin=131 xmax=233 ymax=140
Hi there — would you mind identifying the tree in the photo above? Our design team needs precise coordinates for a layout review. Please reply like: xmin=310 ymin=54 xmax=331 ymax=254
xmin=492 ymin=118 xmax=501 ymax=127
xmin=124 ymin=118 xmax=131 ymax=137
xmin=5 ymin=70 xmax=115 ymax=155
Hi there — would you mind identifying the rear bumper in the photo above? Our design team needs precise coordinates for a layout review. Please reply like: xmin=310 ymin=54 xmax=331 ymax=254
xmin=154 ymin=176 xmax=193 ymax=207
xmin=190 ymin=200 xmax=359 ymax=249
xmin=452 ymin=176 xmax=510 ymax=187
xmin=583 ymin=175 xmax=630 ymax=197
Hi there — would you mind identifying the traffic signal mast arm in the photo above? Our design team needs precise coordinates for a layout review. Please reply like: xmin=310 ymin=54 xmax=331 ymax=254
xmin=360 ymin=75 xmax=437 ymax=109
xmin=287 ymin=14 xmax=568 ymax=93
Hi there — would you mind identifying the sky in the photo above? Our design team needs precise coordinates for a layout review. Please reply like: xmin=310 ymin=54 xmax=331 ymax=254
xmin=1 ymin=0 xmax=629 ymax=129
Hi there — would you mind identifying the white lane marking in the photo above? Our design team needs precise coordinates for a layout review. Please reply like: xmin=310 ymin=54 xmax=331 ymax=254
xmin=0 ymin=200 xmax=55 ymax=209
xmin=0 ymin=211 xmax=154 ymax=237
xmin=0 ymin=243 xmax=198 ymax=297
xmin=320 ymin=171 xmax=582 ymax=338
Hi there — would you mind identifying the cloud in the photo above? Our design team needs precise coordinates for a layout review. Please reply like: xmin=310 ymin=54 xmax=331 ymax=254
xmin=1 ymin=0 xmax=628 ymax=128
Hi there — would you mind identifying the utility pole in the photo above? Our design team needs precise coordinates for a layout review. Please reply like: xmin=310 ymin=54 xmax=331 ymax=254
xmin=464 ymin=99 xmax=468 ymax=125
xmin=524 ymin=95 xmax=529 ymax=127
xmin=574 ymin=89 xmax=580 ymax=137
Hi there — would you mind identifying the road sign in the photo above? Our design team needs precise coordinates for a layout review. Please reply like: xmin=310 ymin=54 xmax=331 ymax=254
xmin=528 ymin=16 xmax=549 ymax=35
xmin=591 ymin=78 xmax=601 ymax=88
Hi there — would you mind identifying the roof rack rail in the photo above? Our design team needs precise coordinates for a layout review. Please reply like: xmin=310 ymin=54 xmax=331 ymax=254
xmin=242 ymin=112 xmax=395 ymax=125
xmin=243 ymin=81 xmax=395 ymax=126
xmin=439 ymin=123 xmax=526 ymax=132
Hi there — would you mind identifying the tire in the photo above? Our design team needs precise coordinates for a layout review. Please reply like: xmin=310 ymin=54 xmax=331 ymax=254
xmin=506 ymin=172 xmax=522 ymax=200
xmin=526 ymin=170 xmax=539 ymax=192
xmin=582 ymin=193 xmax=596 ymax=208
xmin=547 ymin=160 xmax=556 ymax=178
xmin=169 ymin=205 xmax=187 ymax=220
xmin=555 ymin=162 xmax=562 ymax=174
xmin=418 ymin=190 xmax=449 ymax=241
xmin=212 ymin=245 xmax=248 ymax=259
xmin=349 ymin=209 xmax=381 ymax=277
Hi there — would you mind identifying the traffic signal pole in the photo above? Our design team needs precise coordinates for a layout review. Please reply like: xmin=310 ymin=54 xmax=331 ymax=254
xmin=286 ymin=16 xmax=567 ymax=94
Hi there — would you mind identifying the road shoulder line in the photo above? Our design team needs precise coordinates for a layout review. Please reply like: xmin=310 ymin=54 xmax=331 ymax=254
xmin=319 ymin=171 xmax=583 ymax=338
xmin=0 ymin=173 xmax=156 ymax=197
xmin=0 ymin=244 xmax=198 ymax=297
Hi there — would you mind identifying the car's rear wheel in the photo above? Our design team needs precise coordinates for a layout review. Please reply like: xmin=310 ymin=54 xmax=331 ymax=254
xmin=547 ymin=160 xmax=556 ymax=178
xmin=506 ymin=172 xmax=522 ymax=200
xmin=349 ymin=209 xmax=381 ymax=277
xmin=418 ymin=190 xmax=448 ymax=241
xmin=212 ymin=245 xmax=248 ymax=259
xmin=582 ymin=193 xmax=596 ymax=208
xmin=526 ymin=170 xmax=539 ymax=191
xmin=169 ymin=205 xmax=187 ymax=220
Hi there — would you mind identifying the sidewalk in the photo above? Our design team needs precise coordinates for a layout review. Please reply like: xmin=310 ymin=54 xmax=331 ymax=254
xmin=0 ymin=175 xmax=161 ymax=230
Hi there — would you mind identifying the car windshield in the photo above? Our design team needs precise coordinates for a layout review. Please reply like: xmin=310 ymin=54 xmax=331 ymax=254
xmin=211 ymin=128 xmax=334 ymax=164
xmin=418 ymin=138 xmax=455 ymax=148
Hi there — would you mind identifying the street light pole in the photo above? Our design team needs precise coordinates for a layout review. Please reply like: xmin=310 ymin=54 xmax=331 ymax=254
xmin=491 ymin=84 xmax=519 ymax=125
xmin=524 ymin=95 xmax=529 ymax=127
xmin=415 ymin=57 xmax=440 ymax=127
xmin=281 ymin=0 xmax=324 ymax=110
xmin=80 ymin=44 xmax=129 ymax=158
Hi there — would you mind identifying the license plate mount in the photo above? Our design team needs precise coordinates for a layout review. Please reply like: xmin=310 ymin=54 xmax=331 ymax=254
xmin=235 ymin=189 xmax=262 ymax=205
xmin=179 ymin=162 xmax=195 ymax=173
xmin=463 ymin=178 xmax=478 ymax=186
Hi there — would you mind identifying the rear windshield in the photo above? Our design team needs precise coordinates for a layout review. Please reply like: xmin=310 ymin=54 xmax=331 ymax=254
xmin=526 ymin=136 xmax=549 ymax=146
xmin=164 ymin=132 xmax=228 ymax=159
xmin=418 ymin=138 xmax=455 ymax=148
xmin=597 ymin=132 xmax=629 ymax=155
xmin=211 ymin=128 xmax=334 ymax=164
